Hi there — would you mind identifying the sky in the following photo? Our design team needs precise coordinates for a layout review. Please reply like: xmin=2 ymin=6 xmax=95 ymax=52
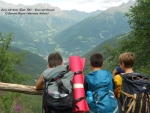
xmin=2 ymin=0 xmax=132 ymax=12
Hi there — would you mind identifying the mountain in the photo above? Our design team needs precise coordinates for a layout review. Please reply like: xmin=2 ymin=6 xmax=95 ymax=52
xmin=0 ymin=1 xmax=102 ymax=58
xmin=0 ymin=16 xmax=34 ymax=47
xmin=9 ymin=46 xmax=47 ymax=85
xmin=49 ymin=1 xmax=134 ymax=59
xmin=0 ymin=1 xmax=102 ymax=32
xmin=82 ymin=33 xmax=128 ymax=74
xmin=64 ymin=9 xmax=102 ymax=21
xmin=0 ymin=16 xmax=51 ymax=57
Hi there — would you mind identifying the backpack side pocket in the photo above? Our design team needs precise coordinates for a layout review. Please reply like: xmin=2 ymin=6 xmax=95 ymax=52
xmin=109 ymin=90 xmax=119 ymax=113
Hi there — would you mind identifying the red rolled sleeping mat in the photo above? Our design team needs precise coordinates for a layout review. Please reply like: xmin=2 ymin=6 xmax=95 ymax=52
xmin=69 ymin=56 xmax=89 ymax=112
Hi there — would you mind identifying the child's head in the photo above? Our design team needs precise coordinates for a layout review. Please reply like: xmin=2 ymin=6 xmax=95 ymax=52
xmin=119 ymin=52 xmax=135 ymax=68
xmin=48 ymin=52 xmax=63 ymax=68
xmin=90 ymin=52 xmax=103 ymax=68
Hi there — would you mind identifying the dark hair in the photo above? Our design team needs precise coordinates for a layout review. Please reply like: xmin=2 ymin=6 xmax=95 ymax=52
xmin=90 ymin=52 xmax=103 ymax=67
xmin=48 ymin=52 xmax=63 ymax=68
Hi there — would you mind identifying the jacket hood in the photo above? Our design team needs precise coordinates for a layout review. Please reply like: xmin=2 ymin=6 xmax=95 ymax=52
xmin=42 ymin=65 xmax=74 ymax=93
xmin=86 ymin=70 xmax=112 ymax=91
xmin=43 ymin=65 xmax=69 ymax=80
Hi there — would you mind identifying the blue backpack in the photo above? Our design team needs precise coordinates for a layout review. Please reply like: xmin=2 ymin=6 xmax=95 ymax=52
xmin=85 ymin=70 xmax=119 ymax=113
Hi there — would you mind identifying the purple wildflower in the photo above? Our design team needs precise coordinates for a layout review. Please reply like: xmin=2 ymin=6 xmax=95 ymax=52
xmin=14 ymin=105 xmax=22 ymax=113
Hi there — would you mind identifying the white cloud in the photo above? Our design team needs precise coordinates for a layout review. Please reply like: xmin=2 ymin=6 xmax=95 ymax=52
xmin=1 ymin=0 xmax=130 ymax=12
xmin=2 ymin=0 xmax=40 ymax=5
xmin=74 ymin=0 xmax=98 ymax=4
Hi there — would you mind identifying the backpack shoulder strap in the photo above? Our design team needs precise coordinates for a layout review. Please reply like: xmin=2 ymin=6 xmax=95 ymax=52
xmin=50 ymin=65 xmax=70 ymax=94
xmin=119 ymin=73 xmax=126 ymax=77
xmin=55 ymin=78 xmax=69 ymax=94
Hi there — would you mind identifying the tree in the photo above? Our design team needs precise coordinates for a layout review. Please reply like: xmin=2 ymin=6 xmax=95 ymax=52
xmin=0 ymin=32 xmax=30 ymax=83
xmin=0 ymin=32 xmax=33 ymax=113
xmin=125 ymin=0 xmax=150 ymax=68
xmin=104 ymin=0 xmax=150 ymax=74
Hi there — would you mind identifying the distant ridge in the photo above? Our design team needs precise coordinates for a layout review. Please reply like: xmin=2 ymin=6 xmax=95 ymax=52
xmin=0 ymin=1 xmax=135 ymax=60
xmin=0 ymin=1 xmax=102 ymax=58
xmin=50 ymin=1 xmax=134 ymax=59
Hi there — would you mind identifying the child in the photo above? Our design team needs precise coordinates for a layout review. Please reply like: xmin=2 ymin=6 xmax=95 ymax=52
xmin=114 ymin=52 xmax=135 ymax=99
xmin=36 ymin=52 xmax=65 ymax=90
xmin=84 ymin=52 xmax=119 ymax=113
xmin=112 ymin=66 xmax=124 ymax=77
xmin=36 ymin=52 xmax=74 ymax=113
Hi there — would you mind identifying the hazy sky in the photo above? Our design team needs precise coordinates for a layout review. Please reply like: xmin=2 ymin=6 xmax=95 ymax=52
xmin=2 ymin=0 xmax=131 ymax=12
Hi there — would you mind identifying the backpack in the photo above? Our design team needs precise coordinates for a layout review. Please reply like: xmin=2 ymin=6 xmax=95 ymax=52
xmin=85 ymin=70 xmax=119 ymax=113
xmin=42 ymin=65 xmax=74 ymax=113
xmin=119 ymin=73 xmax=150 ymax=113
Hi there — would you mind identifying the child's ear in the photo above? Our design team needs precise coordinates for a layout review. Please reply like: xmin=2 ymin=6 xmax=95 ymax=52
xmin=47 ymin=64 xmax=50 ymax=68
xmin=120 ymin=62 xmax=124 ymax=66
xmin=122 ymin=62 xmax=125 ymax=67
xmin=120 ymin=62 xmax=125 ymax=69
xmin=102 ymin=62 xmax=104 ymax=66
xmin=89 ymin=61 xmax=92 ymax=66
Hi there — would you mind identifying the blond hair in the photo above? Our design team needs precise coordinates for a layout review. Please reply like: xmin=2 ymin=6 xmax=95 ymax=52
xmin=119 ymin=52 xmax=135 ymax=68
